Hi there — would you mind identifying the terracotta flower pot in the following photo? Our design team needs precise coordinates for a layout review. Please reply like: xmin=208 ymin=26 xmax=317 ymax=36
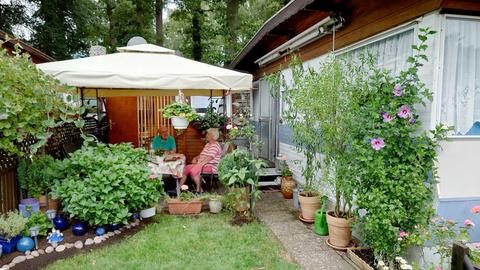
xmin=326 ymin=211 xmax=354 ymax=248
xmin=280 ymin=176 xmax=296 ymax=199
xmin=233 ymin=187 xmax=250 ymax=213
xmin=298 ymin=192 xmax=321 ymax=221
xmin=167 ymin=199 xmax=202 ymax=215
xmin=38 ymin=196 xmax=60 ymax=212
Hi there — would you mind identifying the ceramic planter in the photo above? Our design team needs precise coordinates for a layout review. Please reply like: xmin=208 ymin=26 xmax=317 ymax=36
xmin=0 ymin=235 xmax=21 ymax=254
xmin=280 ymin=176 xmax=296 ymax=199
xmin=209 ymin=198 xmax=222 ymax=213
xmin=140 ymin=206 xmax=157 ymax=218
xmin=298 ymin=192 xmax=320 ymax=221
xmin=171 ymin=116 xmax=189 ymax=129
xmin=347 ymin=247 xmax=374 ymax=270
xmin=326 ymin=211 xmax=354 ymax=248
xmin=167 ymin=199 xmax=202 ymax=215
xmin=18 ymin=198 xmax=40 ymax=218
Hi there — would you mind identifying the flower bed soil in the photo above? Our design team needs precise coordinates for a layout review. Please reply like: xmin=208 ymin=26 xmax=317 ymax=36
xmin=0 ymin=219 xmax=155 ymax=270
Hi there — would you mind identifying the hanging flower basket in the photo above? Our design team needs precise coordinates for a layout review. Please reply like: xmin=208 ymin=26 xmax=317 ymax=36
xmin=171 ymin=116 xmax=190 ymax=129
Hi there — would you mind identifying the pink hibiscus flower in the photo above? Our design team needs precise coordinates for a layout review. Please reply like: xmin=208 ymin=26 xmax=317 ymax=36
xmin=382 ymin=112 xmax=394 ymax=122
xmin=397 ymin=105 xmax=411 ymax=119
xmin=471 ymin=205 xmax=480 ymax=214
xmin=464 ymin=219 xmax=475 ymax=227
xmin=399 ymin=231 xmax=409 ymax=238
xmin=370 ymin=138 xmax=385 ymax=151
xmin=393 ymin=84 xmax=404 ymax=96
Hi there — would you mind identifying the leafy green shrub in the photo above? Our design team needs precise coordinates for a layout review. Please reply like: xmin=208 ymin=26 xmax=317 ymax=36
xmin=52 ymin=143 xmax=164 ymax=226
xmin=195 ymin=106 xmax=227 ymax=131
xmin=17 ymin=155 xmax=58 ymax=198
xmin=162 ymin=102 xmax=198 ymax=121
xmin=21 ymin=212 xmax=52 ymax=237
xmin=351 ymin=28 xmax=449 ymax=259
xmin=0 ymin=211 xmax=27 ymax=239
xmin=0 ymin=40 xmax=84 ymax=156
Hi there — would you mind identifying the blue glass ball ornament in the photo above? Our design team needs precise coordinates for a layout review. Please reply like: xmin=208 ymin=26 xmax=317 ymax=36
xmin=16 ymin=237 xmax=34 ymax=252
xmin=131 ymin=213 xmax=140 ymax=221
xmin=71 ymin=222 xmax=88 ymax=236
xmin=95 ymin=227 xmax=106 ymax=236
xmin=53 ymin=215 xmax=69 ymax=231
xmin=109 ymin=224 xmax=121 ymax=231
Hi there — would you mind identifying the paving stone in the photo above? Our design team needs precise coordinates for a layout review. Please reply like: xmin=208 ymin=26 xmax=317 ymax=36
xmin=256 ymin=191 xmax=355 ymax=270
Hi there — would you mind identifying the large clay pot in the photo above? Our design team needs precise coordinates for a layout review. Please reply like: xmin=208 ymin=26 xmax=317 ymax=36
xmin=38 ymin=196 xmax=60 ymax=212
xmin=233 ymin=187 xmax=250 ymax=213
xmin=298 ymin=192 xmax=321 ymax=221
xmin=167 ymin=199 xmax=202 ymax=215
xmin=326 ymin=211 xmax=354 ymax=248
xmin=280 ymin=176 xmax=296 ymax=199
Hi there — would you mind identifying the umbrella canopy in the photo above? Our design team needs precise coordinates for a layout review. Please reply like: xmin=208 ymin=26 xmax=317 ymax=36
xmin=36 ymin=44 xmax=253 ymax=97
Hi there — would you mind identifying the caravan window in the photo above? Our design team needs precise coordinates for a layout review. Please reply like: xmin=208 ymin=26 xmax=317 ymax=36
xmin=440 ymin=17 xmax=480 ymax=136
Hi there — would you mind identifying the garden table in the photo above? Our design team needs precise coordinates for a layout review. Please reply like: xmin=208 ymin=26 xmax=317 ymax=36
xmin=148 ymin=154 xmax=186 ymax=195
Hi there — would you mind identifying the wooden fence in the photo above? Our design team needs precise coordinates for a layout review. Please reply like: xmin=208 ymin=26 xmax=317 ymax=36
xmin=0 ymin=124 xmax=82 ymax=214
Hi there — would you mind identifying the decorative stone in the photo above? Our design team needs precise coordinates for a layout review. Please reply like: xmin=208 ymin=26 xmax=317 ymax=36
xmin=45 ymin=246 xmax=54 ymax=253
xmin=25 ymin=250 xmax=31 ymax=256
xmin=85 ymin=238 xmax=94 ymax=246
xmin=12 ymin=256 xmax=26 ymax=264
xmin=95 ymin=227 xmax=106 ymax=236
xmin=8 ymin=262 xmax=15 ymax=268
xmin=26 ymin=255 xmax=34 ymax=260
xmin=130 ymin=222 xmax=136 ymax=227
xmin=125 ymin=225 xmax=131 ymax=229
xmin=55 ymin=245 xmax=66 ymax=252
xmin=51 ymin=242 xmax=58 ymax=248
xmin=66 ymin=243 xmax=74 ymax=249
xmin=1 ymin=264 xmax=9 ymax=270
xmin=114 ymin=230 xmax=121 ymax=235
xmin=31 ymin=250 xmax=39 ymax=257
xmin=38 ymin=249 xmax=45 ymax=255
xmin=93 ymin=236 xmax=101 ymax=244
xmin=74 ymin=240 xmax=83 ymax=249
xmin=107 ymin=232 xmax=114 ymax=237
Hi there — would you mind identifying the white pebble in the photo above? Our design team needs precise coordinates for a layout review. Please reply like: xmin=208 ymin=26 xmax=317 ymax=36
xmin=38 ymin=249 xmax=45 ymax=255
xmin=85 ymin=238 xmax=94 ymax=246
xmin=74 ymin=240 xmax=83 ymax=249
xmin=45 ymin=246 xmax=54 ymax=253
xmin=55 ymin=245 xmax=66 ymax=252
xmin=26 ymin=255 xmax=34 ymax=260
xmin=11 ymin=256 xmax=26 ymax=264
xmin=31 ymin=250 xmax=39 ymax=257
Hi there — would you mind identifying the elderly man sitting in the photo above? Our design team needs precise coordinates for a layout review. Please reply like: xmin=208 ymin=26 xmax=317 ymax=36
xmin=179 ymin=128 xmax=222 ymax=194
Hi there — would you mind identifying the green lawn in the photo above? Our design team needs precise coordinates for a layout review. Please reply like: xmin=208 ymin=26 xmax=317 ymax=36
xmin=46 ymin=213 xmax=299 ymax=270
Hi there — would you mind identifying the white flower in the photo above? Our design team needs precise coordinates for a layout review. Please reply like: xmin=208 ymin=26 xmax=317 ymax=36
xmin=181 ymin=185 xmax=189 ymax=191
xmin=382 ymin=267 xmax=389 ymax=270
xmin=226 ymin=124 xmax=233 ymax=130
xmin=377 ymin=261 xmax=385 ymax=267
xmin=400 ymin=264 xmax=412 ymax=270
xmin=397 ymin=237 xmax=403 ymax=241
xmin=395 ymin=257 xmax=403 ymax=263
xmin=400 ymin=259 xmax=407 ymax=265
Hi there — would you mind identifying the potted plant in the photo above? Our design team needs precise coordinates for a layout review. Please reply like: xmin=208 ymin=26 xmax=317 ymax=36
xmin=194 ymin=101 xmax=227 ymax=132
xmin=277 ymin=155 xmax=296 ymax=199
xmin=218 ymin=149 xmax=265 ymax=217
xmin=207 ymin=194 xmax=223 ymax=214
xmin=166 ymin=185 xmax=203 ymax=215
xmin=162 ymin=102 xmax=198 ymax=129
xmin=18 ymin=155 xmax=61 ymax=212
xmin=228 ymin=122 xmax=255 ymax=148
xmin=0 ymin=211 xmax=27 ymax=254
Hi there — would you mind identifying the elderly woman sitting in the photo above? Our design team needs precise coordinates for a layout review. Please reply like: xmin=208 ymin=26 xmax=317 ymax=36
xmin=179 ymin=128 xmax=222 ymax=194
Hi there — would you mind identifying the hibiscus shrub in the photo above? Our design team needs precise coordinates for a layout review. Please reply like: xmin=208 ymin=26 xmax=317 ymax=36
xmin=352 ymin=28 xmax=449 ymax=259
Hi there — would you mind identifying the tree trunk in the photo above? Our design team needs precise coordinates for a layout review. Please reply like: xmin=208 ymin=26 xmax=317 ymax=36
xmin=105 ymin=0 xmax=117 ymax=51
xmin=226 ymin=0 xmax=240 ymax=63
xmin=191 ymin=2 xmax=202 ymax=61
xmin=155 ymin=0 xmax=164 ymax=45
xmin=135 ymin=0 xmax=145 ymax=35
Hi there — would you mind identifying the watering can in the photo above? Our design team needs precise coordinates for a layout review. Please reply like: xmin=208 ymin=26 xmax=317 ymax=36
xmin=314 ymin=196 xmax=329 ymax=236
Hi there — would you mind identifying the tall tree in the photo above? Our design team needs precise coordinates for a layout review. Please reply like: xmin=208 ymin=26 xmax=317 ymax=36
xmin=225 ymin=0 xmax=241 ymax=62
xmin=155 ymin=0 xmax=164 ymax=45
xmin=30 ymin=0 xmax=103 ymax=60
xmin=0 ymin=0 xmax=31 ymax=36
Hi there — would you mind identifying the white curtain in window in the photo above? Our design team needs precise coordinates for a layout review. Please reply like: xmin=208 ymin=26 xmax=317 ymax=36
xmin=441 ymin=18 xmax=480 ymax=135
xmin=341 ymin=30 xmax=414 ymax=75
